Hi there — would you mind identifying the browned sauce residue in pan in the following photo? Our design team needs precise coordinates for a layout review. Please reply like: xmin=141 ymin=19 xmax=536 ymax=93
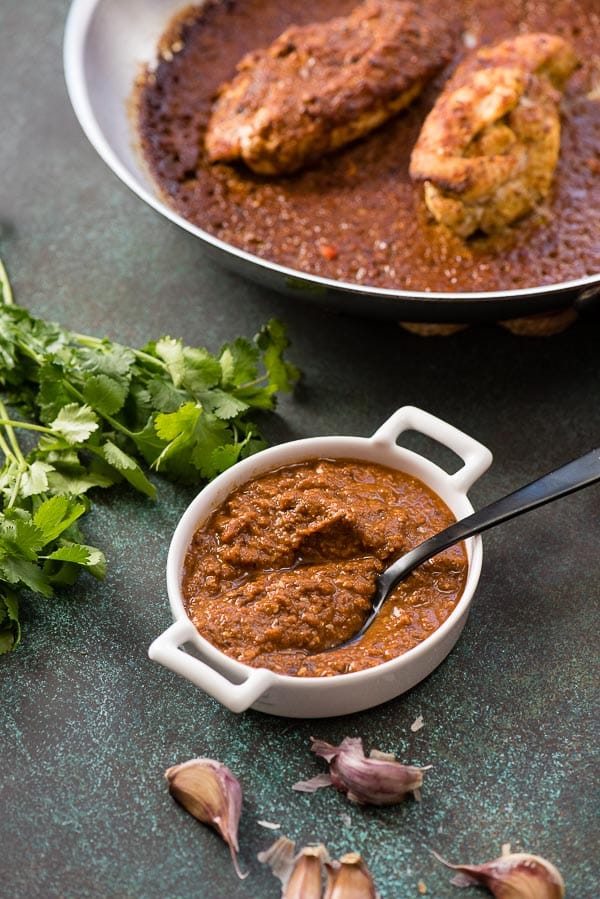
xmin=181 ymin=459 xmax=468 ymax=677
xmin=136 ymin=0 xmax=599 ymax=294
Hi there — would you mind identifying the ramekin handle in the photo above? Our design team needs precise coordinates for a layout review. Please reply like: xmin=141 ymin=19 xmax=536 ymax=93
xmin=148 ymin=619 xmax=275 ymax=714
xmin=372 ymin=405 xmax=493 ymax=492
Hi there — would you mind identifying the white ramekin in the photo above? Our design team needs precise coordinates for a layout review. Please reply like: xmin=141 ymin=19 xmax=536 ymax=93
xmin=148 ymin=406 xmax=492 ymax=717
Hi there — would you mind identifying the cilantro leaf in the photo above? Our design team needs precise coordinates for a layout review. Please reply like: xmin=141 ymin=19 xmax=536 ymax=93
xmin=44 ymin=543 xmax=106 ymax=579
xmin=49 ymin=404 xmax=99 ymax=444
xmin=82 ymin=373 xmax=129 ymax=416
xmin=218 ymin=337 xmax=259 ymax=387
xmin=181 ymin=346 xmax=222 ymax=393
xmin=0 ymin=555 xmax=53 ymax=597
xmin=153 ymin=337 xmax=186 ymax=387
xmin=0 ymin=514 xmax=46 ymax=560
xmin=20 ymin=461 xmax=55 ymax=498
xmin=146 ymin=378 xmax=187 ymax=414
xmin=0 ymin=589 xmax=20 ymax=654
xmin=37 ymin=362 xmax=74 ymax=422
xmin=256 ymin=319 xmax=301 ymax=394
xmin=33 ymin=496 xmax=87 ymax=543
xmin=199 ymin=389 xmax=249 ymax=420
xmin=101 ymin=440 xmax=157 ymax=499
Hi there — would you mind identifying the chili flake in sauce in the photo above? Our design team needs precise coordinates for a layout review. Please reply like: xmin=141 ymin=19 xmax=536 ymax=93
xmin=182 ymin=459 xmax=468 ymax=677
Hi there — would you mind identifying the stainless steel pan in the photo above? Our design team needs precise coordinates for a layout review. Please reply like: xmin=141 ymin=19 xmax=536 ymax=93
xmin=63 ymin=0 xmax=600 ymax=322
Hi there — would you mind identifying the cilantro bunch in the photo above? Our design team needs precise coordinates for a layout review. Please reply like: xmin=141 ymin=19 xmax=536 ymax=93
xmin=0 ymin=258 xmax=299 ymax=653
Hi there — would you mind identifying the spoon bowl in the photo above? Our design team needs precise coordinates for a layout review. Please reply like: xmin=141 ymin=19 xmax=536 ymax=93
xmin=330 ymin=447 xmax=600 ymax=651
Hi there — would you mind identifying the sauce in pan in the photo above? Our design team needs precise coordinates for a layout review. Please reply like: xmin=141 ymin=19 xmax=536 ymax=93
xmin=136 ymin=0 xmax=599 ymax=294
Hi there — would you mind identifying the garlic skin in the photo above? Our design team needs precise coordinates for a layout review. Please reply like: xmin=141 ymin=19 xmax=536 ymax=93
xmin=258 ymin=836 xmax=329 ymax=899
xmin=433 ymin=848 xmax=565 ymax=898
xmin=165 ymin=758 xmax=246 ymax=878
xmin=293 ymin=736 xmax=426 ymax=805
xmin=324 ymin=851 xmax=379 ymax=899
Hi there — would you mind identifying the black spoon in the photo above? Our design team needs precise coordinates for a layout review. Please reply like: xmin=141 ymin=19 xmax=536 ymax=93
xmin=327 ymin=447 xmax=600 ymax=651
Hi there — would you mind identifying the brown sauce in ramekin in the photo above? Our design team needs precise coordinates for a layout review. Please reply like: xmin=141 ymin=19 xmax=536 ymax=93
xmin=181 ymin=459 xmax=468 ymax=677
xmin=136 ymin=0 xmax=599 ymax=294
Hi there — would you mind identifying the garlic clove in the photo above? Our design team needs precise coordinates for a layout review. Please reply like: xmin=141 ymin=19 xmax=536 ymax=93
xmin=432 ymin=848 xmax=565 ymax=898
xmin=258 ymin=836 xmax=298 ymax=889
xmin=258 ymin=836 xmax=329 ymax=899
xmin=296 ymin=736 xmax=426 ymax=805
xmin=324 ymin=852 xmax=379 ymax=899
xmin=284 ymin=845 xmax=329 ymax=899
xmin=165 ymin=757 xmax=246 ymax=878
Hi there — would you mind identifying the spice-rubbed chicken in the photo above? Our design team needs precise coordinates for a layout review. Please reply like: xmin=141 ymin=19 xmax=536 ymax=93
xmin=205 ymin=0 xmax=456 ymax=175
xmin=409 ymin=33 xmax=578 ymax=237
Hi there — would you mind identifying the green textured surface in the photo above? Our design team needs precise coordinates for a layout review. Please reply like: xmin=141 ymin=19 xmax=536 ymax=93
xmin=1 ymin=2 xmax=599 ymax=897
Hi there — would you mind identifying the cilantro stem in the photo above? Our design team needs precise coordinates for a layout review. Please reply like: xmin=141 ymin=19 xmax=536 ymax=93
xmin=0 ymin=401 xmax=28 ymax=507
xmin=71 ymin=332 xmax=168 ymax=372
xmin=237 ymin=372 xmax=270 ymax=390
xmin=70 ymin=333 xmax=106 ymax=348
xmin=0 ymin=417 xmax=55 ymax=437
xmin=132 ymin=348 xmax=169 ymax=370
xmin=14 ymin=337 xmax=44 ymax=367
xmin=0 ymin=429 xmax=16 ymax=465
xmin=0 ymin=258 xmax=14 ymax=305
xmin=0 ymin=410 xmax=134 ymax=446
xmin=8 ymin=472 xmax=23 ymax=509
xmin=0 ymin=403 xmax=26 ymax=465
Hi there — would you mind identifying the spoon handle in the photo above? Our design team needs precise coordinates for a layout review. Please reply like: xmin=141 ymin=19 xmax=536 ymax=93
xmin=378 ymin=447 xmax=600 ymax=599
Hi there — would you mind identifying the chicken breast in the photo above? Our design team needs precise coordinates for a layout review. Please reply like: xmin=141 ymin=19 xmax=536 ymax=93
xmin=205 ymin=0 xmax=456 ymax=175
xmin=409 ymin=33 xmax=578 ymax=237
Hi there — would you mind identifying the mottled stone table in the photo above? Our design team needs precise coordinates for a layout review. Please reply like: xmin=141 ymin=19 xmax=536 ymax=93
xmin=1 ymin=2 xmax=598 ymax=897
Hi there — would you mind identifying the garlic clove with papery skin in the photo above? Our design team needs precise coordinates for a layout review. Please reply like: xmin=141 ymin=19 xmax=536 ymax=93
xmin=293 ymin=736 xmax=427 ymax=805
xmin=432 ymin=848 xmax=565 ymax=898
xmin=165 ymin=757 xmax=246 ymax=878
xmin=258 ymin=836 xmax=329 ymax=899
xmin=324 ymin=851 xmax=379 ymax=899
